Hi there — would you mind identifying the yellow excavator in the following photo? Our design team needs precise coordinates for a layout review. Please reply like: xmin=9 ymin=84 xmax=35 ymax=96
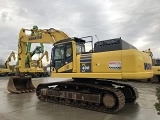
xmin=7 ymin=27 xmax=153 ymax=114
xmin=37 ymin=50 xmax=49 ymax=68
xmin=0 ymin=51 xmax=16 ymax=76
xmin=28 ymin=50 xmax=49 ymax=77
xmin=143 ymin=48 xmax=160 ymax=83
xmin=14 ymin=46 xmax=48 ymax=78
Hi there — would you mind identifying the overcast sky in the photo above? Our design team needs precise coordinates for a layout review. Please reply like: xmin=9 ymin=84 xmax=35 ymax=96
xmin=0 ymin=0 xmax=160 ymax=65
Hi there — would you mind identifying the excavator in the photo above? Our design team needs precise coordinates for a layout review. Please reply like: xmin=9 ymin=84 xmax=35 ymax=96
xmin=23 ymin=46 xmax=49 ymax=77
xmin=143 ymin=48 xmax=160 ymax=83
xmin=23 ymin=25 xmax=48 ymax=77
xmin=25 ymin=44 xmax=44 ymax=67
xmin=27 ymin=50 xmax=49 ymax=77
xmin=0 ymin=51 xmax=16 ymax=76
xmin=14 ymin=42 xmax=49 ymax=77
xmin=7 ymin=27 xmax=153 ymax=114
xmin=36 ymin=50 xmax=49 ymax=69
xmin=25 ymin=25 xmax=44 ymax=67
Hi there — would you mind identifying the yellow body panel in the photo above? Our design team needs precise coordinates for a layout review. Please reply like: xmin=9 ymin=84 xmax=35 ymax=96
xmin=152 ymin=66 xmax=160 ymax=75
xmin=0 ymin=68 xmax=12 ymax=73
xmin=14 ymin=67 xmax=44 ymax=73
xmin=51 ymin=49 xmax=153 ymax=80
xmin=58 ymin=62 xmax=73 ymax=73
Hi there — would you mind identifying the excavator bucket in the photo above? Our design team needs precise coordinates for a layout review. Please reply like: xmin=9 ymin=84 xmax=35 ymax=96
xmin=7 ymin=76 xmax=35 ymax=94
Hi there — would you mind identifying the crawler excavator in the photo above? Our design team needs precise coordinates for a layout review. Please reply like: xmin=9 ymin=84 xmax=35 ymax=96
xmin=7 ymin=27 xmax=153 ymax=114
xmin=25 ymin=43 xmax=44 ymax=67
xmin=27 ymin=50 xmax=49 ymax=77
xmin=37 ymin=50 xmax=49 ymax=68
xmin=17 ymin=25 xmax=48 ymax=77
xmin=37 ymin=50 xmax=49 ymax=76
xmin=14 ymin=42 xmax=49 ymax=77
xmin=23 ymin=46 xmax=49 ymax=77
xmin=0 ymin=51 xmax=16 ymax=76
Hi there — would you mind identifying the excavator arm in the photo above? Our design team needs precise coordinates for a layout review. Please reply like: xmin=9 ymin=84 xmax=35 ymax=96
xmin=5 ymin=51 xmax=16 ymax=69
xmin=37 ymin=50 xmax=49 ymax=68
xmin=17 ymin=28 xmax=69 ymax=70
xmin=19 ymin=28 xmax=69 ymax=43
xmin=26 ymin=43 xmax=44 ymax=54
xmin=8 ymin=27 xmax=70 ymax=94
xmin=25 ymin=46 xmax=44 ymax=67
xmin=38 ymin=50 xmax=49 ymax=62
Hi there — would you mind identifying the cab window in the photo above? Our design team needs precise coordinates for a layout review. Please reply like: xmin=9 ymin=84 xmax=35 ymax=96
xmin=66 ymin=43 xmax=72 ymax=58
xmin=76 ymin=44 xmax=85 ymax=54
xmin=52 ymin=42 xmax=73 ymax=70
xmin=53 ymin=44 xmax=64 ymax=69
xmin=65 ymin=42 xmax=73 ymax=63
xmin=54 ymin=46 xmax=64 ymax=59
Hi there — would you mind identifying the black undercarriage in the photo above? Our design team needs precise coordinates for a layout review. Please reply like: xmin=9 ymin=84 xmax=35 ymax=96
xmin=36 ymin=79 xmax=138 ymax=114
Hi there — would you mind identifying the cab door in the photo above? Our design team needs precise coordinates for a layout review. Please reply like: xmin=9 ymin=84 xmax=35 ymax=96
xmin=51 ymin=42 xmax=73 ymax=73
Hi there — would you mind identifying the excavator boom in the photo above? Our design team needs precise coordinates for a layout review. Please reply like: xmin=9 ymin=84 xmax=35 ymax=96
xmin=5 ymin=51 xmax=16 ymax=69
xmin=17 ymin=28 xmax=69 ymax=70
xmin=25 ymin=46 xmax=44 ymax=67
xmin=8 ymin=27 xmax=70 ymax=94
xmin=37 ymin=50 xmax=49 ymax=68
xmin=38 ymin=50 xmax=49 ymax=62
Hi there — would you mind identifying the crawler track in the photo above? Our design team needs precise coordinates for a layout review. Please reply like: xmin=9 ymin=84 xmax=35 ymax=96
xmin=36 ymin=79 xmax=139 ymax=113
xmin=36 ymin=81 xmax=125 ymax=113
xmin=73 ymin=79 xmax=139 ymax=103
xmin=101 ymin=80 xmax=139 ymax=103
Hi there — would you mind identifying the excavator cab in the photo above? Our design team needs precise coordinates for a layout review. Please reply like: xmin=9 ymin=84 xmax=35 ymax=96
xmin=51 ymin=37 xmax=86 ymax=73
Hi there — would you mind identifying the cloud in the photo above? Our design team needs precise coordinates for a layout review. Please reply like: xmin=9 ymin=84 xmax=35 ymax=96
xmin=0 ymin=0 xmax=160 ymax=65
xmin=133 ymin=36 xmax=151 ymax=48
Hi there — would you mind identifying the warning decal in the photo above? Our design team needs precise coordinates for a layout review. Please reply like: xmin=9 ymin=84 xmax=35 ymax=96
xmin=109 ymin=61 xmax=121 ymax=70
